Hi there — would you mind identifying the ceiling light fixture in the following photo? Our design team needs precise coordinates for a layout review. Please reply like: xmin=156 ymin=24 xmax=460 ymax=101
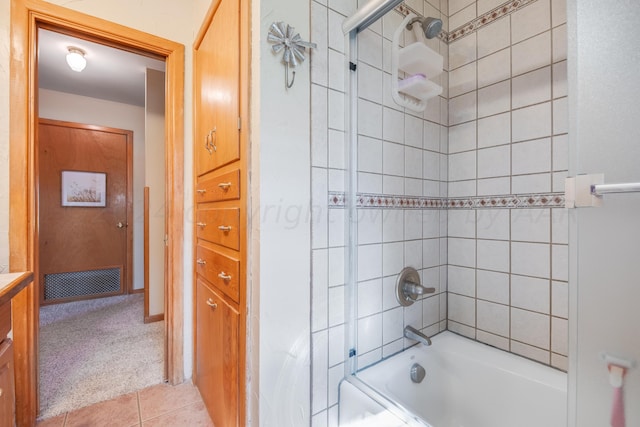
xmin=66 ymin=47 xmax=86 ymax=72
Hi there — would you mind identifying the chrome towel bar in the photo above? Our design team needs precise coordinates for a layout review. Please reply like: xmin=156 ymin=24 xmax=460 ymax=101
xmin=591 ymin=182 xmax=640 ymax=196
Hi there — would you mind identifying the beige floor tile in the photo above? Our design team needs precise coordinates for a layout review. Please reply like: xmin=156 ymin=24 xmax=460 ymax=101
xmin=64 ymin=392 xmax=140 ymax=427
xmin=36 ymin=413 xmax=66 ymax=427
xmin=138 ymin=382 xmax=202 ymax=421
xmin=142 ymin=401 xmax=213 ymax=427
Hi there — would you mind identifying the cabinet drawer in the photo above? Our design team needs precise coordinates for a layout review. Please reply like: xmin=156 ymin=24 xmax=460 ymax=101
xmin=196 ymin=170 xmax=240 ymax=202
xmin=0 ymin=301 xmax=10 ymax=342
xmin=196 ymin=246 xmax=240 ymax=303
xmin=196 ymin=208 xmax=240 ymax=250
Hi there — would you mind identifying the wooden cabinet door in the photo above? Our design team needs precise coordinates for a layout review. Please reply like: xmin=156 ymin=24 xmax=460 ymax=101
xmin=0 ymin=340 xmax=15 ymax=427
xmin=194 ymin=0 xmax=240 ymax=176
xmin=195 ymin=279 xmax=239 ymax=427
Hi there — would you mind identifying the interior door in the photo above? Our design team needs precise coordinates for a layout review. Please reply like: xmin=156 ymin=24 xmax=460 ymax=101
xmin=37 ymin=119 xmax=133 ymax=304
xmin=570 ymin=1 xmax=640 ymax=426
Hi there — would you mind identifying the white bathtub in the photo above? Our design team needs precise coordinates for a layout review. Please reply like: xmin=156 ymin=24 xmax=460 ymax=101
xmin=339 ymin=331 xmax=567 ymax=427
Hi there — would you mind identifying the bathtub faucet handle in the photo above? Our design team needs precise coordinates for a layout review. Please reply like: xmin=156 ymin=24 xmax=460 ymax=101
xmin=403 ymin=280 xmax=435 ymax=296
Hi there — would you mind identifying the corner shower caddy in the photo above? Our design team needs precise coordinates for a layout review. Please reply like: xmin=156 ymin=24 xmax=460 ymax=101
xmin=391 ymin=13 xmax=443 ymax=112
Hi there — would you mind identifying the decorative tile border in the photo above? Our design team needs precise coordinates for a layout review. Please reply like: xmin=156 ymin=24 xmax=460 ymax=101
xmin=394 ymin=0 xmax=540 ymax=44
xmin=329 ymin=191 xmax=565 ymax=209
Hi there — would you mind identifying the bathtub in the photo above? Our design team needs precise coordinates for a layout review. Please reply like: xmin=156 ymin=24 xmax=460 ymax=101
xmin=339 ymin=331 xmax=567 ymax=427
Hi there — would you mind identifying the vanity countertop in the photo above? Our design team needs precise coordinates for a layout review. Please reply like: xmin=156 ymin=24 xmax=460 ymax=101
xmin=0 ymin=272 xmax=33 ymax=305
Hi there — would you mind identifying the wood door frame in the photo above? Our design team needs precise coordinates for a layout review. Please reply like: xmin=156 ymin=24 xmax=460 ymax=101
xmin=37 ymin=119 xmax=134 ymax=305
xmin=9 ymin=1 xmax=185 ymax=424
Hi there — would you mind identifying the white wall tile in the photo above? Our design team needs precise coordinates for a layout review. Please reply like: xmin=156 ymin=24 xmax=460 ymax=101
xmin=448 ymin=293 xmax=476 ymax=326
xmin=448 ymin=265 xmax=476 ymax=297
xmin=328 ymin=209 xmax=345 ymax=247
xmin=357 ymin=172 xmax=382 ymax=193
xmin=312 ymin=332 xmax=328 ymax=414
xmin=477 ymin=300 xmax=509 ymax=336
xmin=449 ymin=0 xmax=475 ymax=16
xmin=512 ymin=138 xmax=552 ymax=175
xmin=358 ymin=29 xmax=383 ymax=68
xmin=477 ymin=270 xmax=510 ymax=304
xmin=511 ymin=341 xmax=550 ymax=364
xmin=512 ymin=173 xmax=551 ymax=194
xmin=478 ymin=145 xmax=510 ymax=178
xmin=451 ymin=3 xmax=477 ymax=31
xmin=511 ymin=308 xmax=550 ymax=349
xmin=512 ymin=103 xmax=552 ymax=142
xmin=358 ymin=62 xmax=383 ymax=104
xmin=312 ymin=167 xmax=328 ymax=250
xmin=477 ymin=177 xmax=510 ymax=196
xmin=405 ymin=146 xmax=423 ymax=179
xmin=551 ymin=317 xmax=568 ymax=355
xmin=449 ymin=121 xmax=476 ymax=153
xmin=477 ymin=209 xmax=510 ymax=240
xmin=477 ymin=16 xmax=510 ymax=58
xmin=477 ymin=239 xmax=510 ymax=272
xmin=512 ymin=66 xmax=552 ymax=109
xmin=449 ymin=33 xmax=477 ymax=70
xmin=312 ymin=249 xmax=329 ymax=332
xmin=450 ymin=62 xmax=477 ymax=98
xmin=449 ymin=91 xmax=477 ymax=125
xmin=478 ymin=112 xmax=511 ymax=148
xmin=312 ymin=85 xmax=328 ymax=168
xmin=511 ymin=274 xmax=550 ymax=313
xmin=511 ymin=208 xmax=551 ymax=243
xmin=383 ymin=141 xmax=404 ymax=176
xmin=358 ymin=98 xmax=382 ymax=138
xmin=328 ymin=49 xmax=345 ymax=93
xmin=449 ymin=150 xmax=477 ymax=181
xmin=552 ymin=24 xmax=567 ymax=62
xmin=552 ymin=171 xmax=567 ymax=193
xmin=328 ymin=364 xmax=344 ymax=405
xmin=551 ymin=0 xmax=567 ymax=27
xmin=512 ymin=32 xmax=551 ymax=76
xmin=383 ymin=175 xmax=404 ymax=195
xmin=357 ymin=136 xmax=382 ymax=173
xmin=512 ymin=242 xmax=550 ymax=278
xmin=357 ymin=314 xmax=382 ymax=354
xmin=328 ymin=89 xmax=345 ymax=131
xmin=382 ymin=307 xmax=404 ymax=344
xmin=328 ymin=10 xmax=346 ymax=53
xmin=382 ymin=241 xmax=404 ymax=277
xmin=552 ymin=244 xmax=568 ymax=281
xmin=477 ymin=330 xmax=510 ymax=350
xmin=403 ymin=300 xmax=423 ymax=330
xmin=552 ymin=60 xmax=568 ymax=98
xmin=328 ymin=247 xmax=344 ymax=287
xmin=448 ymin=180 xmax=477 ymax=197
xmin=382 ymin=209 xmax=404 ymax=243
xmin=551 ymin=353 xmax=568 ymax=371
xmin=552 ymin=134 xmax=568 ymax=171
xmin=383 ymin=107 xmax=405 ymax=143
xmin=329 ymin=169 xmax=346 ymax=192
xmin=478 ymin=48 xmax=511 ymax=88
xmin=328 ymin=324 xmax=344 ymax=366
xmin=448 ymin=237 xmax=476 ymax=268
xmin=478 ymin=0 xmax=506 ymax=15
xmin=405 ymin=240 xmax=423 ymax=270
xmin=423 ymin=238 xmax=441 ymax=268
xmin=478 ymin=80 xmax=511 ymax=118
xmin=311 ymin=2 xmax=328 ymax=87
xmin=358 ymin=279 xmax=383 ymax=318
xmin=405 ymin=115 xmax=423 ymax=149
xmin=448 ymin=209 xmax=476 ymax=238
xmin=328 ymin=0 xmax=356 ymax=16
xmin=424 ymin=121 xmax=441 ymax=152
xmin=423 ymin=295 xmax=441 ymax=327
xmin=357 ymin=244 xmax=382 ymax=281
xmin=551 ymin=281 xmax=569 ymax=318
xmin=328 ymin=129 xmax=345 ymax=170
xmin=357 ymin=209 xmax=383 ymax=245
xmin=404 ymin=210 xmax=423 ymax=241
xmin=382 ymin=276 xmax=400 ymax=311
xmin=511 ymin=0 xmax=551 ymax=44
xmin=553 ymin=97 xmax=568 ymax=134
xmin=328 ymin=286 xmax=345 ymax=327
xmin=423 ymin=211 xmax=440 ymax=239
xmin=551 ymin=207 xmax=569 ymax=245
xmin=312 ymin=411 xmax=327 ymax=427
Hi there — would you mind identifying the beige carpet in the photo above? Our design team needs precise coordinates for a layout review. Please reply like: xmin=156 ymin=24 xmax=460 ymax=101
xmin=38 ymin=293 xmax=164 ymax=419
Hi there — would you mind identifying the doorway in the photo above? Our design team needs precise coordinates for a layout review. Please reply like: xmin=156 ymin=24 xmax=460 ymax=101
xmin=9 ymin=1 xmax=186 ymax=425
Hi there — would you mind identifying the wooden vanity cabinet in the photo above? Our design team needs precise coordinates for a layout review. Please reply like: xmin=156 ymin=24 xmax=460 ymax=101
xmin=193 ymin=0 xmax=248 ymax=425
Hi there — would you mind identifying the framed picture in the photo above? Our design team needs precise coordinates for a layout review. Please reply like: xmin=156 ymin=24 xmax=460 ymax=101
xmin=61 ymin=171 xmax=107 ymax=207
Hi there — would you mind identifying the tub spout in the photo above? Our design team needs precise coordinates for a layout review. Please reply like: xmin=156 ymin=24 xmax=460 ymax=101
xmin=404 ymin=325 xmax=432 ymax=346
xmin=402 ymin=280 xmax=435 ymax=296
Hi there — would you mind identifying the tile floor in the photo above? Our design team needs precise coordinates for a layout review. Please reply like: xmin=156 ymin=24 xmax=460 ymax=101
xmin=35 ymin=382 xmax=213 ymax=427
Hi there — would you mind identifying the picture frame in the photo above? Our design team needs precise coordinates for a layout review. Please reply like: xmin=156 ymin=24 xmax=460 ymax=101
xmin=61 ymin=170 xmax=107 ymax=207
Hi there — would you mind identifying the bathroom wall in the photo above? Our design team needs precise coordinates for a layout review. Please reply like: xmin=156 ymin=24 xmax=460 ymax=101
xmin=310 ymin=0 xmax=449 ymax=424
xmin=446 ymin=0 xmax=569 ymax=369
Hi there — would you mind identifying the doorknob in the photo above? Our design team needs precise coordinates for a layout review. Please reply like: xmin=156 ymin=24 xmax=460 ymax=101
xmin=116 ymin=222 xmax=126 ymax=229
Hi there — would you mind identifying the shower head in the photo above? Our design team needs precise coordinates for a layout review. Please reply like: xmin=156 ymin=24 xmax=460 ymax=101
xmin=406 ymin=16 xmax=443 ymax=40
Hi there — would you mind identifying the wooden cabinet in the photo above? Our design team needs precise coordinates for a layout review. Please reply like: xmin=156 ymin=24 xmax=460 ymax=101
xmin=0 ymin=339 xmax=15 ymax=427
xmin=193 ymin=0 xmax=247 ymax=425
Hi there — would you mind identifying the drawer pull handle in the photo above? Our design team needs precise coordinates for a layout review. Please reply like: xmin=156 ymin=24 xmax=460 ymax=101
xmin=196 ymin=189 xmax=207 ymax=194
xmin=0 ymin=388 xmax=3 ymax=397
xmin=218 ymin=272 xmax=232 ymax=281
xmin=196 ymin=259 xmax=206 ymax=266
xmin=197 ymin=222 xmax=207 ymax=228
xmin=206 ymin=298 xmax=218 ymax=309
xmin=218 ymin=182 xmax=232 ymax=190
xmin=218 ymin=225 xmax=232 ymax=232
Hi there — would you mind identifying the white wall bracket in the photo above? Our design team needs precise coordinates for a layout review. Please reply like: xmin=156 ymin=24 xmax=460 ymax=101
xmin=565 ymin=174 xmax=604 ymax=208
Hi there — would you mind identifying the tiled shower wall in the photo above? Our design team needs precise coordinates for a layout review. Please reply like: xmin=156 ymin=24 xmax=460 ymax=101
xmin=446 ymin=0 xmax=569 ymax=370
xmin=310 ymin=0 xmax=449 ymax=424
